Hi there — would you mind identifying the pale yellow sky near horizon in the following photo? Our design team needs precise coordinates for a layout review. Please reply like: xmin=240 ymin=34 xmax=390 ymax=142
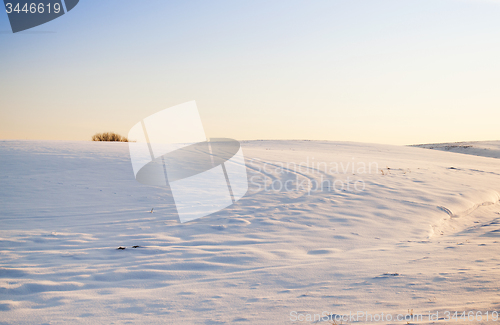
xmin=1 ymin=0 xmax=499 ymax=145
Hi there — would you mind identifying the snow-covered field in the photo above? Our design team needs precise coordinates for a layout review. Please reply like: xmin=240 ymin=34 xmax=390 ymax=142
xmin=1 ymin=140 xmax=500 ymax=324
xmin=412 ymin=141 xmax=500 ymax=160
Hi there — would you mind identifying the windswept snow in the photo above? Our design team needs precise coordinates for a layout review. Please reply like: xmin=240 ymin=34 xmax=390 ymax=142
xmin=411 ymin=140 xmax=500 ymax=159
xmin=1 ymin=140 xmax=500 ymax=324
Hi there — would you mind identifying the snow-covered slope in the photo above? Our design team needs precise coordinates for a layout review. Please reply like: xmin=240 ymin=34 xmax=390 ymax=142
xmin=1 ymin=140 xmax=500 ymax=324
xmin=411 ymin=140 xmax=500 ymax=159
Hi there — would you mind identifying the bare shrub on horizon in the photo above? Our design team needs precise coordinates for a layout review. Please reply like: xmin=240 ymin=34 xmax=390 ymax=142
xmin=91 ymin=132 xmax=128 ymax=142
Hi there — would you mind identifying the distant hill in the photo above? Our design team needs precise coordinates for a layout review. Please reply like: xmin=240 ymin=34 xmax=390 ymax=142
xmin=410 ymin=140 xmax=500 ymax=159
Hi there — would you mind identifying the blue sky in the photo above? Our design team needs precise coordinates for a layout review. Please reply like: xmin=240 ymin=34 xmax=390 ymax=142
xmin=1 ymin=0 xmax=500 ymax=144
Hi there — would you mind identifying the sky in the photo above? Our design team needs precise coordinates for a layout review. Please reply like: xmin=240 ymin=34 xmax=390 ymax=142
xmin=0 ymin=0 xmax=499 ymax=145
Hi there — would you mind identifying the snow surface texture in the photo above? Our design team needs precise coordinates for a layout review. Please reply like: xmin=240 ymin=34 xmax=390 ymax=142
xmin=412 ymin=141 xmax=500 ymax=160
xmin=1 ymin=140 xmax=500 ymax=324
